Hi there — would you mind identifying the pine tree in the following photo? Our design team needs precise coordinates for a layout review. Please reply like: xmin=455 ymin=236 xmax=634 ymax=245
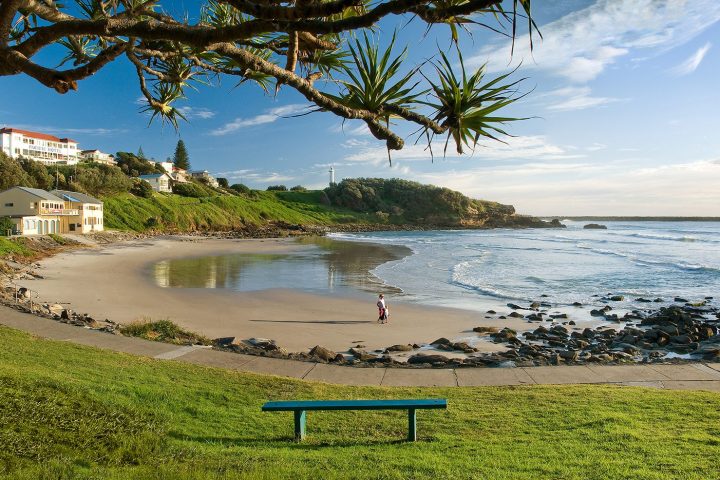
xmin=137 ymin=146 xmax=145 ymax=159
xmin=173 ymin=140 xmax=190 ymax=171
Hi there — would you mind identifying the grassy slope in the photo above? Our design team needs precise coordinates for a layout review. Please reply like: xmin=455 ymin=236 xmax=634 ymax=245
xmin=1 ymin=326 xmax=720 ymax=480
xmin=103 ymin=191 xmax=376 ymax=232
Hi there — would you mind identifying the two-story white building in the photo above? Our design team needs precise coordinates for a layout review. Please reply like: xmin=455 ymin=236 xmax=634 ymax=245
xmin=0 ymin=128 xmax=80 ymax=165
xmin=191 ymin=170 xmax=220 ymax=188
xmin=0 ymin=186 xmax=104 ymax=235
xmin=80 ymin=149 xmax=115 ymax=165
xmin=0 ymin=187 xmax=73 ymax=235
xmin=139 ymin=173 xmax=173 ymax=193
xmin=51 ymin=190 xmax=104 ymax=233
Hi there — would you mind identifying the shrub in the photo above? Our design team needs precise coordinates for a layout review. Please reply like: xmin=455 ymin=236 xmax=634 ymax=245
xmin=119 ymin=319 xmax=210 ymax=345
xmin=172 ymin=182 xmax=209 ymax=198
xmin=230 ymin=183 xmax=251 ymax=194
xmin=130 ymin=179 xmax=154 ymax=198
xmin=290 ymin=185 xmax=307 ymax=192
xmin=0 ymin=217 xmax=15 ymax=236
xmin=266 ymin=185 xmax=287 ymax=191
xmin=217 ymin=177 xmax=229 ymax=188
xmin=48 ymin=233 xmax=68 ymax=245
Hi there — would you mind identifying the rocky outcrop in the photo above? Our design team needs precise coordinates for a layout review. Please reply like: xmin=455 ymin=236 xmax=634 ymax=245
xmin=583 ymin=223 xmax=608 ymax=229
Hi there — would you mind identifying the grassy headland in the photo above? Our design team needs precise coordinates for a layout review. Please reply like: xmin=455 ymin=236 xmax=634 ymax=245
xmin=103 ymin=179 xmax=551 ymax=233
xmin=1 ymin=325 xmax=719 ymax=479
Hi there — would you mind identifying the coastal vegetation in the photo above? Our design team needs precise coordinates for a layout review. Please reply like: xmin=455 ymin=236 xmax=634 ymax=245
xmin=1 ymin=325 xmax=719 ymax=480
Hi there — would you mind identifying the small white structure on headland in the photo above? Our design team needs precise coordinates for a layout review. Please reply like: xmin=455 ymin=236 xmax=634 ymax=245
xmin=329 ymin=166 xmax=335 ymax=185
xmin=139 ymin=173 xmax=173 ymax=193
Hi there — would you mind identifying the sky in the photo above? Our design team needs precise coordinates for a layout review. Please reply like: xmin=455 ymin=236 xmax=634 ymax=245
xmin=1 ymin=0 xmax=719 ymax=216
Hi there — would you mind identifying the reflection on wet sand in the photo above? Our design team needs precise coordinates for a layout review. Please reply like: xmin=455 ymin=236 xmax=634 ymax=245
xmin=153 ymin=236 xmax=410 ymax=295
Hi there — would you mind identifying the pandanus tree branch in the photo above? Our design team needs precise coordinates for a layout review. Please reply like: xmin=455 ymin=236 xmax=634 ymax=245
xmin=0 ymin=0 xmax=539 ymax=160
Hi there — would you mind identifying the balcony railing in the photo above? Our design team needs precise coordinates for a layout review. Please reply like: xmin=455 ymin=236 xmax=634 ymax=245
xmin=39 ymin=208 xmax=79 ymax=216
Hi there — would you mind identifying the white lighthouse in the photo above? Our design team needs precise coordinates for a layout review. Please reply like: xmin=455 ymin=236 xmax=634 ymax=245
xmin=329 ymin=166 xmax=335 ymax=185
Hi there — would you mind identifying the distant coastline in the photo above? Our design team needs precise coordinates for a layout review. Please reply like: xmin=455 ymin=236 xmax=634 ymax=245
xmin=542 ymin=216 xmax=720 ymax=222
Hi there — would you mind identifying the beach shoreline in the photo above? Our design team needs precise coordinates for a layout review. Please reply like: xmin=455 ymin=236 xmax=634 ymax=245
xmin=4 ymin=232 xmax=718 ymax=367
xmin=18 ymin=235 xmax=533 ymax=356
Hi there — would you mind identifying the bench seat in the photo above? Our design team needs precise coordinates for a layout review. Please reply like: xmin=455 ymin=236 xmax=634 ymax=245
xmin=262 ymin=399 xmax=447 ymax=441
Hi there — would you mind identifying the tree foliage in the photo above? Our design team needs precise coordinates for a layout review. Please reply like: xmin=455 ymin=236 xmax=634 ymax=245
xmin=324 ymin=177 xmax=514 ymax=223
xmin=173 ymin=140 xmax=191 ymax=171
xmin=0 ymin=0 xmax=538 ymax=161
xmin=115 ymin=152 xmax=166 ymax=177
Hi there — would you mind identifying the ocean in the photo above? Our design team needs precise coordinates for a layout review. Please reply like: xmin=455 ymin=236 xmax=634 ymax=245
xmin=329 ymin=221 xmax=720 ymax=312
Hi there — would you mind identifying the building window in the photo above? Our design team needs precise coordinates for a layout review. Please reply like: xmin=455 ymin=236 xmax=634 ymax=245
xmin=4 ymin=203 xmax=13 ymax=207
xmin=30 ymin=202 xmax=36 ymax=209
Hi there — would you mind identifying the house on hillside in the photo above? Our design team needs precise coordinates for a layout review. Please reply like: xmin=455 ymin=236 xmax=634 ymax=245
xmin=139 ymin=173 xmax=173 ymax=193
xmin=0 ymin=127 xmax=80 ymax=165
xmin=0 ymin=187 xmax=74 ymax=235
xmin=80 ymin=149 xmax=115 ymax=165
xmin=191 ymin=170 xmax=219 ymax=188
xmin=51 ymin=190 xmax=104 ymax=233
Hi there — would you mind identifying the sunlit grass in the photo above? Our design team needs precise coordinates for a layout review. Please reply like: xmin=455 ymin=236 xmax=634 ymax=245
xmin=1 ymin=325 xmax=719 ymax=479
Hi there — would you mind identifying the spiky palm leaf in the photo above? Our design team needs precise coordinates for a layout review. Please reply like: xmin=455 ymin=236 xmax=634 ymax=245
xmin=326 ymin=32 xmax=424 ymax=119
xmin=57 ymin=36 xmax=98 ymax=67
xmin=140 ymin=82 xmax=187 ymax=129
xmin=424 ymin=49 xmax=526 ymax=155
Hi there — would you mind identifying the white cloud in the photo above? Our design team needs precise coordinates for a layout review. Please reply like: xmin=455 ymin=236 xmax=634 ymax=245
xmin=212 ymin=168 xmax=295 ymax=184
xmin=671 ymin=42 xmax=712 ymax=75
xmin=541 ymin=86 xmax=620 ymax=111
xmin=404 ymin=159 xmax=720 ymax=216
xmin=471 ymin=0 xmax=720 ymax=83
xmin=177 ymin=106 xmax=216 ymax=120
xmin=209 ymin=104 xmax=311 ymax=136
xmin=13 ymin=125 xmax=126 ymax=136
xmin=343 ymin=135 xmax=583 ymax=165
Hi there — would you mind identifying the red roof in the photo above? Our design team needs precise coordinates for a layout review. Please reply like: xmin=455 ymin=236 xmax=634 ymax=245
xmin=0 ymin=127 xmax=77 ymax=144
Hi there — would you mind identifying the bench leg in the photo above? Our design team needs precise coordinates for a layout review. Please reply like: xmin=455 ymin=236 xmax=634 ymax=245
xmin=294 ymin=410 xmax=306 ymax=441
xmin=408 ymin=408 xmax=417 ymax=442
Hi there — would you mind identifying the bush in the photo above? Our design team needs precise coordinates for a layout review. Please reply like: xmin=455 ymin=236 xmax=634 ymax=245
xmin=119 ymin=319 xmax=210 ymax=345
xmin=130 ymin=179 xmax=154 ymax=198
xmin=290 ymin=185 xmax=307 ymax=192
xmin=230 ymin=183 xmax=251 ymax=194
xmin=0 ymin=217 xmax=15 ymax=236
xmin=266 ymin=185 xmax=287 ymax=191
xmin=172 ymin=182 xmax=210 ymax=198
xmin=217 ymin=177 xmax=229 ymax=188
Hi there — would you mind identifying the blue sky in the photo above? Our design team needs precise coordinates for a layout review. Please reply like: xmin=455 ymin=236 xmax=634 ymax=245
xmin=1 ymin=0 xmax=719 ymax=215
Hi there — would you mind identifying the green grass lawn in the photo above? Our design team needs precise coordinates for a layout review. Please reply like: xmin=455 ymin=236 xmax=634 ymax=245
xmin=1 ymin=325 xmax=719 ymax=479
xmin=102 ymin=191 xmax=376 ymax=232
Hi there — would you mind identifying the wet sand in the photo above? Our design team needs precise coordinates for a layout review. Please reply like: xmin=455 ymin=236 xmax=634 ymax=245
xmin=27 ymin=236 xmax=537 ymax=354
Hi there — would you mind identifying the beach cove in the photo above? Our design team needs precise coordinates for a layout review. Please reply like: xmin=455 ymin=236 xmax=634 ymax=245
xmin=15 ymin=221 xmax=720 ymax=365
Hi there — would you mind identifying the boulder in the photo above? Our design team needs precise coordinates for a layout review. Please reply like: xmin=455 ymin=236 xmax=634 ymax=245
xmin=309 ymin=345 xmax=337 ymax=361
xmin=473 ymin=326 xmax=499 ymax=334
xmin=508 ymin=312 xmax=523 ymax=318
xmin=583 ymin=223 xmax=607 ymax=229
xmin=350 ymin=348 xmax=378 ymax=362
xmin=609 ymin=295 xmax=624 ymax=302
xmin=558 ymin=350 xmax=579 ymax=361
xmin=385 ymin=344 xmax=413 ymax=352
xmin=407 ymin=354 xmax=450 ymax=365
xmin=430 ymin=337 xmax=452 ymax=346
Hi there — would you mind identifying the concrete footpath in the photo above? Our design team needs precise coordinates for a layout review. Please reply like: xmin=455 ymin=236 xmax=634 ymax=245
xmin=3 ymin=305 xmax=720 ymax=391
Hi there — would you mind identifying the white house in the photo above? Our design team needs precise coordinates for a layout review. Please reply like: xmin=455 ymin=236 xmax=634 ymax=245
xmin=80 ymin=149 xmax=115 ymax=165
xmin=51 ymin=190 xmax=104 ymax=233
xmin=0 ymin=187 xmax=73 ymax=235
xmin=0 ymin=127 xmax=80 ymax=165
xmin=139 ymin=173 xmax=173 ymax=193
xmin=191 ymin=170 xmax=220 ymax=188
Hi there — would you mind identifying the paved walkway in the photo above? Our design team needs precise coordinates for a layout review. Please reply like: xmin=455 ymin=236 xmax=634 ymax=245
xmin=3 ymin=305 xmax=720 ymax=391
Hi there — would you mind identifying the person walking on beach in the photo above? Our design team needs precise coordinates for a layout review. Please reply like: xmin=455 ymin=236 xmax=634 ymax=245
xmin=377 ymin=293 xmax=388 ymax=324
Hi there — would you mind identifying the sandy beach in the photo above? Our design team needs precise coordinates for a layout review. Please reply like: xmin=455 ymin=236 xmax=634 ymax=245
xmin=24 ymin=236 xmax=539 ymax=355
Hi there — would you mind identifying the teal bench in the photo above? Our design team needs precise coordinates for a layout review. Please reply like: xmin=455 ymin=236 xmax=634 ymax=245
xmin=261 ymin=399 xmax=448 ymax=441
